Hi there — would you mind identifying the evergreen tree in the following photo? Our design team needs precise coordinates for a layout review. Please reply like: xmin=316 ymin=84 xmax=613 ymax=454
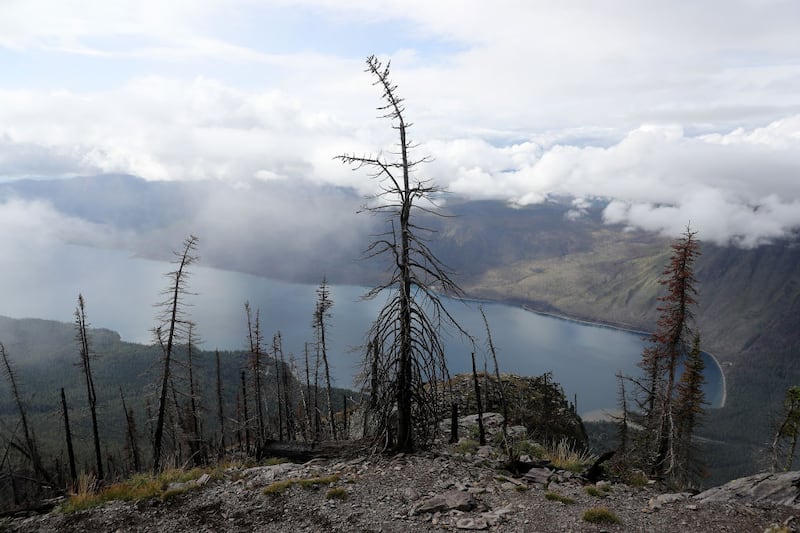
xmin=637 ymin=225 xmax=701 ymax=480
xmin=674 ymin=333 xmax=706 ymax=485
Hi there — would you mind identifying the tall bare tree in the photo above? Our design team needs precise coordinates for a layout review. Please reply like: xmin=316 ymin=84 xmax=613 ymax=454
xmin=313 ymin=279 xmax=336 ymax=440
xmin=60 ymin=388 xmax=77 ymax=486
xmin=152 ymin=235 xmax=198 ymax=472
xmin=215 ymin=350 xmax=226 ymax=456
xmin=337 ymin=55 xmax=465 ymax=451
xmin=245 ymin=302 xmax=266 ymax=445
xmin=75 ymin=294 xmax=103 ymax=481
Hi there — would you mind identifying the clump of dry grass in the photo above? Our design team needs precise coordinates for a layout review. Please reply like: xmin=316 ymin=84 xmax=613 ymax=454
xmin=543 ymin=438 xmax=596 ymax=473
xmin=61 ymin=467 xmax=215 ymax=513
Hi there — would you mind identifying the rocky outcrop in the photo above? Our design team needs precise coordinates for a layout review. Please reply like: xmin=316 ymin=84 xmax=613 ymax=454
xmin=443 ymin=373 xmax=588 ymax=447
xmin=694 ymin=471 xmax=800 ymax=509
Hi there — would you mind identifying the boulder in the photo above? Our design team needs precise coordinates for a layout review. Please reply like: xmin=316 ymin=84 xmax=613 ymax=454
xmin=694 ymin=471 xmax=800 ymax=509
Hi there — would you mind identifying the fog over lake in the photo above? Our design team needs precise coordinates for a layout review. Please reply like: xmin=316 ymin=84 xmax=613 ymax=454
xmin=1 ymin=243 xmax=723 ymax=415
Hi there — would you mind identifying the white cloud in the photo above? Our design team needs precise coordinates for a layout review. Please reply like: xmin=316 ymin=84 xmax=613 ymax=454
xmin=0 ymin=1 xmax=799 ymax=246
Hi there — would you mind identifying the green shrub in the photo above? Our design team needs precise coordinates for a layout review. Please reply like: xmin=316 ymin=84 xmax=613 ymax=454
xmin=582 ymin=506 xmax=621 ymax=525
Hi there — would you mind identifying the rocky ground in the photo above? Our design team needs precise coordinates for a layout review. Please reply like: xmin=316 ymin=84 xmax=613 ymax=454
xmin=3 ymin=413 xmax=799 ymax=532
xmin=4 ymin=450 xmax=799 ymax=532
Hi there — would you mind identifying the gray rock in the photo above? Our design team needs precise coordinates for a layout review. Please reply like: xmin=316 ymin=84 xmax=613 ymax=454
xmin=649 ymin=492 xmax=691 ymax=510
xmin=694 ymin=471 xmax=800 ymax=509
xmin=455 ymin=517 xmax=489 ymax=530
xmin=508 ymin=425 xmax=528 ymax=439
xmin=403 ymin=487 xmax=421 ymax=501
xmin=476 ymin=445 xmax=494 ymax=458
xmin=243 ymin=462 xmax=298 ymax=487
xmin=414 ymin=490 xmax=476 ymax=514
xmin=482 ymin=507 xmax=512 ymax=526
xmin=522 ymin=467 xmax=553 ymax=486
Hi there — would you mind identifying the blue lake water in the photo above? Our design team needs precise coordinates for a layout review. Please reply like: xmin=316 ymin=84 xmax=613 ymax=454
xmin=0 ymin=243 xmax=723 ymax=415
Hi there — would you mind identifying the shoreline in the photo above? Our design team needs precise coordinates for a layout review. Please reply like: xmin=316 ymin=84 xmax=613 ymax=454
xmin=459 ymin=295 xmax=728 ymax=409
xmin=517 ymin=303 xmax=728 ymax=409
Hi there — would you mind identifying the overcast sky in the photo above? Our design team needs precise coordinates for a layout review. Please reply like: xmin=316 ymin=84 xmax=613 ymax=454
xmin=1 ymin=0 xmax=799 ymax=246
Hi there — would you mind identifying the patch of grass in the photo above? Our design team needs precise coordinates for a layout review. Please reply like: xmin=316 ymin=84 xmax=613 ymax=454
xmin=544 ymin=491 xmax=575 ymax=504
xmin=325 ymin=487 xmax=348 ymax=500
xmin=262 ymin=479 xmax=295 ymax=496
xmin=263 ymin=475 xmax=341 ymax=496
xmin=584 ymin=486 xmax=606 ymax=498
xmin=582 ymin=506 xmax=621 ymax=525
xmin=61 ymin=466 xmax=213 ymax=513
xmin=514 ymin=484 xmax=528 ymax=492
xmin=454 ymin=439 xmax=479 ymax=455
xmin=543 ymin=438 xmax=596 ymax=473
xmin=160 ymin=486 xmax=188 ymax=502
xmin=764 ymin=526 xmax=791 ymax=533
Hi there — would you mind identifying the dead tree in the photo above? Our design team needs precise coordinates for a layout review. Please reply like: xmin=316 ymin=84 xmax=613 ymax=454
xmin=152 ymin=235 xmax=198 ymax=472
xmin=0 ymin=344 xmax=52 ymax=485
xmin=471 ymin=353 xmax=486 ymax=446
xmin=272 ymin=333 xmax=284 ymax=441
xmin=120 ymin=388 xmax=141 ymax=473
xmin=185 ymin=324 xmax=205 ymax=465
xmin=480 ymin=306 xmax=509 ymax=450
xmin=245 ymin=302 xmax=266 ymax=446
xmin=240 ymin=370 xmax=250 ymax=453
xmin=337 ymin=55 xmax=466 ymax=451
xmin=301 ymin=343 xmax=313 ymax=441
xmin=215 ymin=350 xmax=226 ymax=456
xmin=60 ymin=388 xmax=77 ymax=486
xmin=313 ymin=279 xmax=336 ymax=440
xmin=75 ymin=294 xmax=103 ymax=481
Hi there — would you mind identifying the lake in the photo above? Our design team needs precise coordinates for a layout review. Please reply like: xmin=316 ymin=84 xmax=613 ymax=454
xmin=0 ymin=243 xmax=724 ymax=415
